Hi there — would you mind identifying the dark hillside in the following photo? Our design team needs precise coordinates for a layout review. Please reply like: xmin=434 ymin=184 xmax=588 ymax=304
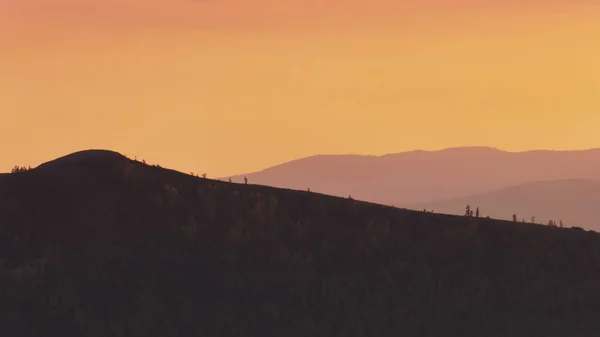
xmin=1 ymin=150 xmax=600 ymax=337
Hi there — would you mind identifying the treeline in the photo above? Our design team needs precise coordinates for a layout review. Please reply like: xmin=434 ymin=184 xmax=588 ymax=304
xmin=464 ymin=204 xmax=572 ymax=228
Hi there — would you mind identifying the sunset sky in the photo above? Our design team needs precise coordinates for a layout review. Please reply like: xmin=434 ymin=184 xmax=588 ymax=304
xmin=2 ymin=1 xmax=599 ymax=176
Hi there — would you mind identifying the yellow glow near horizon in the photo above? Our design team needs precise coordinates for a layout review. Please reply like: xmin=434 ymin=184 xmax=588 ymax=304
xmin=1 ymin=3 xmax=599 ymax=176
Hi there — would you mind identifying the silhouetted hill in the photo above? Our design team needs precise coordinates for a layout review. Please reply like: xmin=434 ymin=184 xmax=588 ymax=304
xmin=225 ymin=147 xmax=600 ymax=204
xmin=2 ymin=150 xmax=600 ymax=336
xmin=409 ymin=179 xmax=600 ymax=231
xmin=35 ymin=149 xmax=130 ymax=172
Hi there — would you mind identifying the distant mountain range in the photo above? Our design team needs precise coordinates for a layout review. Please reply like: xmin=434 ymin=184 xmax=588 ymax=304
xmin=409 ymin=178 xmax=600 ymax=230
xmin=226 ymin=147 xmax=600 ymax=229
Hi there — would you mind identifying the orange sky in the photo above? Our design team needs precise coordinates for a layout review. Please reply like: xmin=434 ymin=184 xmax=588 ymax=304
xmin=2 ymin=1 xmax=599 ymax=176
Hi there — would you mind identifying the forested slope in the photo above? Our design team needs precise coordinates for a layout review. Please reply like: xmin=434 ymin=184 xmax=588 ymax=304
xmin=1 ymin=150 xmax=599 ymax=337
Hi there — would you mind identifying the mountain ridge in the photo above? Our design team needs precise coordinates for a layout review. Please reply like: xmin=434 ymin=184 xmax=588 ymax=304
xmin=228 ymin=147 xmax=600 ymax=177
xmin=224 ymin=147 xmax=600 ymax=205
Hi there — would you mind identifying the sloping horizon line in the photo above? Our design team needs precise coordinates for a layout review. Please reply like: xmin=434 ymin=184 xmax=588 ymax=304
xmin=221 ymin=146 xmax=600 ymax=179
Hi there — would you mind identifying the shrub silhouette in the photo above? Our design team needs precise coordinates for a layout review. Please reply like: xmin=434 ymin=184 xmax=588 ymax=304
xmin=10 ymin=165 xmax=31 ymax=173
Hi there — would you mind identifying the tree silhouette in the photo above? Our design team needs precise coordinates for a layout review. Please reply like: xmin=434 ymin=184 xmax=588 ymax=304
xmin=475 ymin=207 xmax=480 ymax=218
xmin=10 ymin=165 xmax=31 ymax=173
xmin=244 ymin=176 xmax=248 ymax=184
xmin=531 ymin=216 xmax=536 ymax=224
xmin=228 ymin=178 xmax=232 ymax=183
xmin=512 ymin=214 xmax=517 ymax=222
xmin=202 ymin=174 xmax=207 ymax=179
xmin=465 ymin=205 xmax=473 ymax=217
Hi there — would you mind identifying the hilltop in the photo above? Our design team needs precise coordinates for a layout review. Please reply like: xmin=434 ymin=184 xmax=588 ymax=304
xmin=2 ymin=150 xmax=600 ymax=336
xmin=225 ymin=147 xmax=600 ymax=205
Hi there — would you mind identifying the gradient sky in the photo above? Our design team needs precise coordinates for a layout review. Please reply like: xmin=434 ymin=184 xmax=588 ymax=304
xmin=2 ymin=1 xmax=599 ymax=176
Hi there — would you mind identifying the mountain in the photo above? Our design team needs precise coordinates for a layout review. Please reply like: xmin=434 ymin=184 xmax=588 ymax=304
xmin=225 ymin=147 xmax=600 ymax=204
xmin=409 ymin=179 xmax=600 ymax=230
xmin=3 ymin=150 xmax=600 ymax=336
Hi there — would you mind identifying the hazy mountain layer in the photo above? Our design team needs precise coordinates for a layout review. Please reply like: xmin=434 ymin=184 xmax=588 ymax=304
xmin=227 ymin=147 xmax=600 ymax=204
xmin=408 ymin=179 xmax=600 ymax=230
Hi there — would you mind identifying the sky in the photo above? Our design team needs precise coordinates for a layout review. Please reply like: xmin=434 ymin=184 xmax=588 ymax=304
xmin=2 ymin=0 xmax=599 ymax=176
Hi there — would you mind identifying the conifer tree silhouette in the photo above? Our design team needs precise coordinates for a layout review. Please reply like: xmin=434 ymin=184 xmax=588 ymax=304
xmin=465 ymin=205 xmax=473 ymax=217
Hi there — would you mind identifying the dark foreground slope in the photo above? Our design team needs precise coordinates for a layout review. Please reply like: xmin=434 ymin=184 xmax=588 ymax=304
xmin=2 ymin=150 xmax=600 ymax=337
